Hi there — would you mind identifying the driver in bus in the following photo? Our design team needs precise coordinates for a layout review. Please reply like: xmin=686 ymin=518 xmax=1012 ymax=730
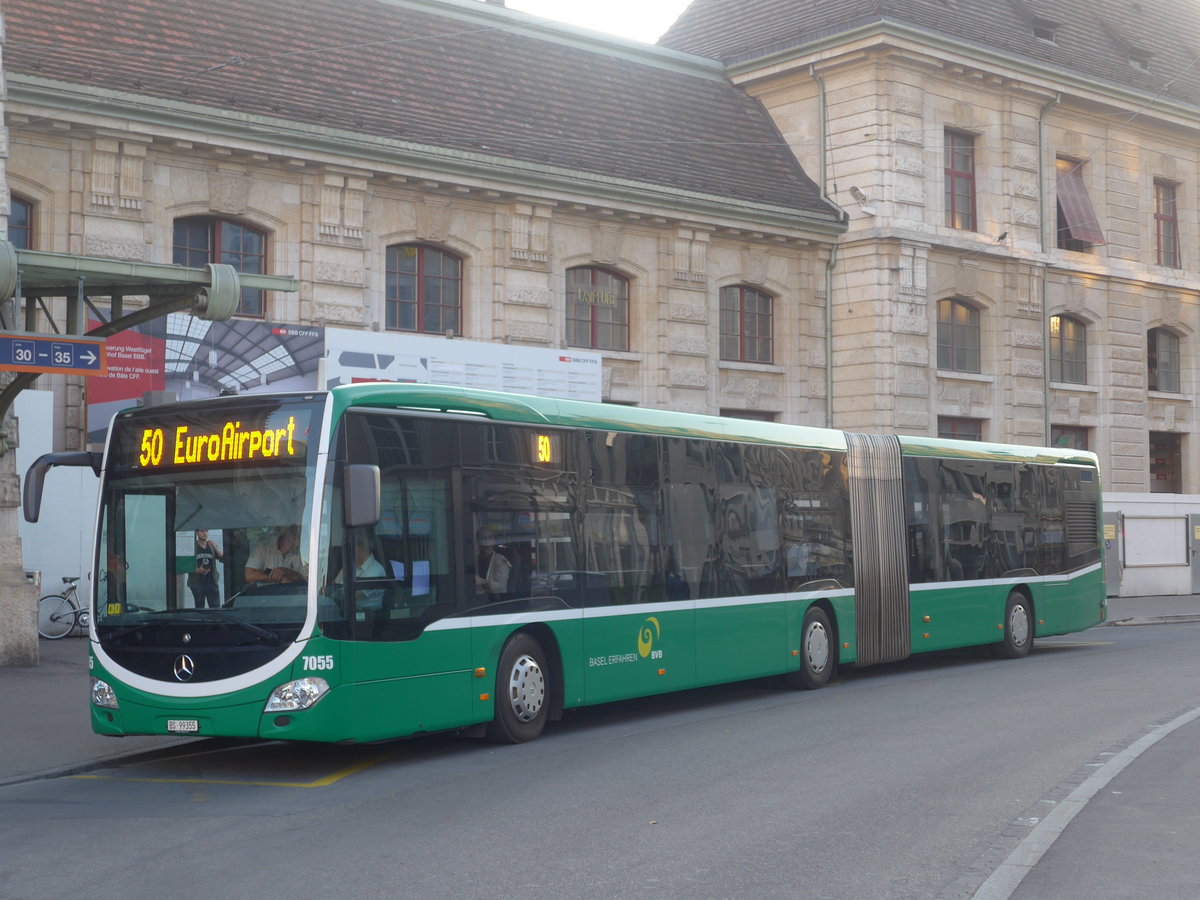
xmin=245 ymin=524 xmax=308 ymax=585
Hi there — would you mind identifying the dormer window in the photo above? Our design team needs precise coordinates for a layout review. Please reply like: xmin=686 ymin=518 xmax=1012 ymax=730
xmin=1032 ymin=20 xmax=1057 ymax=43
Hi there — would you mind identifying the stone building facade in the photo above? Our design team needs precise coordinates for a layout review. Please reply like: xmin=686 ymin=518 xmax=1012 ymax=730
xmin=663 ymin=0 xmax=1200 ymax=495
xmin=9 ymin=0 xmax=1198 ymax=498
xmin=3 ymin=0 xmax=846 ymax=461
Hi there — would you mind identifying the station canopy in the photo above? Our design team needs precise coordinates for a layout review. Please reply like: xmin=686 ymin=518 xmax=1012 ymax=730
xmin=0 ymin=241 xmax=299 ymax=418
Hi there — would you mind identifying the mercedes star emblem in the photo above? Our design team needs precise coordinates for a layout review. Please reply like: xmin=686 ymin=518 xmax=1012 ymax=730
xmin=173 ymin=654 xmax=196 ymax=682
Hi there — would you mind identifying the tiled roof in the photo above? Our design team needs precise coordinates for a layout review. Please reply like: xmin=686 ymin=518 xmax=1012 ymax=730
xmin=3 ymin=0 xmax=839 ymax=224
xmin=660 ymin=0 xmax=1200 ymax=109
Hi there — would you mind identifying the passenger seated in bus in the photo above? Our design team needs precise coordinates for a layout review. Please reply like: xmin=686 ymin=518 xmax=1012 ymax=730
xmin=474 ymin=526 xmax=512 ymax=601
xmin=786 ymin=538 xmax=813 ymax=584
xmin=335 ymin=533 xmax=387 ymax=611
xmin=245 ymin=524 xmax=307 ymax=585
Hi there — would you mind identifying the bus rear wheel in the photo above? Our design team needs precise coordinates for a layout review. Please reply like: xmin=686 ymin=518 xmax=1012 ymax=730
xmin=785 ymin=606 xmax=835 ymax=690
xmin=993 ymin=591 xmax=1033 ymax=659
xmin=486 ymin=632 xmax=549 ymax=743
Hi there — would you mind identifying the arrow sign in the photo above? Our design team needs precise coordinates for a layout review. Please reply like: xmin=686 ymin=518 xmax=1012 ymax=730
xmin=0 ymin=332 xmax=108 ymax=377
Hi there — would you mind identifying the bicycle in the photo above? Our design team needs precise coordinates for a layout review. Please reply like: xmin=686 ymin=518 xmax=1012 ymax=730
xmin=37 ymin=577 xmax=89 ymax=640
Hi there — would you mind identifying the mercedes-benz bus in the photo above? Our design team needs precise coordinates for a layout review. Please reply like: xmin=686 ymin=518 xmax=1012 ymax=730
xmin=25 ymin=384 xmax=1105 ymax=743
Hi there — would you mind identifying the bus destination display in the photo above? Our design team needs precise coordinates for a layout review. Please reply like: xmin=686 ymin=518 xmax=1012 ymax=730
xmin=113 ymin=400 xmax=318 ymax=472
xmin=139 ymin=416 xmax=301 ymax=467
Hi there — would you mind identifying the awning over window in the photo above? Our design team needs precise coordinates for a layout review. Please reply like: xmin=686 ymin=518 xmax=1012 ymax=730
xmin=1056 ymin=161 xmax=1107 ymax=245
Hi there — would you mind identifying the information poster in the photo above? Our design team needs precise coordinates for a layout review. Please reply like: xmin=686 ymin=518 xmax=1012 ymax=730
xmin=86 ymin=314 xmax=324 ymax=443
xmin=87 ymin=320 xmax=600 ymax=444
xmin=323 ymin=328 xmax=602 ymax=402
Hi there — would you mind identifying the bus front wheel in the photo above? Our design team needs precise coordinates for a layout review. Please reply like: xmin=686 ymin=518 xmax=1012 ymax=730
xmin=785 ymin=606 xmax=835 ymax=690
xmin=486 ymin=632 xmax=549 ymax=743
xmin=993 ymin=591 xmax=1033 ymax=659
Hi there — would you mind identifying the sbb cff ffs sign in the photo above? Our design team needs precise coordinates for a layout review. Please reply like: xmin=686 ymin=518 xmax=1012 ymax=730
xmin=0 ymin=332 xmax=107 ymax=376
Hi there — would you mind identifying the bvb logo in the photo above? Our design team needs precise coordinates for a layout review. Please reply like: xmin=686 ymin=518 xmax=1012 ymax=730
xmin=637 ymin=616 xmax=660 ymax=658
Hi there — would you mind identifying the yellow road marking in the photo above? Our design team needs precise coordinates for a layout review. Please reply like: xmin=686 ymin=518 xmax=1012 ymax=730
xmin=73 ymin=754 xmax=386 ymax=788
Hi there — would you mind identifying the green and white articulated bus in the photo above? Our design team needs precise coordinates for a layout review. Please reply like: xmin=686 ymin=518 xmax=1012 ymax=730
xmin=25 ymin=384 xmax=1106 ymax=744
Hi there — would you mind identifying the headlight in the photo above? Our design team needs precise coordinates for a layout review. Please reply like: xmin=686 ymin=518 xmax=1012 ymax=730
xmin=91 ymin=678 xmax=119 ymax=709
xmin=264 ymin=677 xmax=329 ymax=712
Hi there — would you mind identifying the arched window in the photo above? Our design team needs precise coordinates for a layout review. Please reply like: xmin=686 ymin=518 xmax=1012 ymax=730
xmin=173 ymin=216 xmax=267 ymax=317
xmin=1049 ymin=315 xmax=1087 ymax=384
xmin=9 ymin=195 xmax=33 ymax=250
xmin=385 ymin=244 xmax=462 ymax=334
xmin=936 ymin=298 xmax=980 ymax=373
xmin=720 ymin=285 xmax=773 ymax=363
xmin=1148 ymin=328 xmax=1180 ymax=393
xmin=566 ymin=266 xmax=629 ymax=351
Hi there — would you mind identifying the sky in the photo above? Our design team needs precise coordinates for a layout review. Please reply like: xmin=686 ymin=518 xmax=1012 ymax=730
xmin=505 ymin=0 xmax=693 ymax=45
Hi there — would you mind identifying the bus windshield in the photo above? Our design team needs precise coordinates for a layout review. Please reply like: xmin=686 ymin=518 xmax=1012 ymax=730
xmin=95 ymin=396 xmax=324 ymax=679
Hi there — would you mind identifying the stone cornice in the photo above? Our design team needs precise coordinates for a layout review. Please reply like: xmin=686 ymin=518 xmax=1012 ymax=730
xmin=727 ymin=20 xmax=1200 ymax=131
xmin=8 ymin=74 xmax=847 ymax=239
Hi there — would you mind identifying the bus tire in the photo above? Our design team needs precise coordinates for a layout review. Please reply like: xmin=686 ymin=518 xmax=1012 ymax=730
xmin=785 ymin=606 xmax=835 ymax=690
xmin=993 ymin=591 xmax=1033 ymax=659
xmin=486 ymin=632 xmax=549 ymax=744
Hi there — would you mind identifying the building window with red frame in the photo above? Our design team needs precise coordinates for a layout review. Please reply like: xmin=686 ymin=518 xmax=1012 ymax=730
xmin=1154 ymin=180 xmax=1181 ymax=268
xmin=720 ymin=409 xmax=776 ymax=422
xmin=937 ymin=417 xmax=983 ymax=441
xmin=566 ymin=266 xmax=629 ymax=351
xmin=173 ymin=216 xmax=267 ymax=317
xmin=1051 ymin=425 xmax=1089 ymax=450
xmin=1055 ymin=159 xmax=1106 ymax=252
xmin=1049 ymin=314 xmax=1088 ymax=384
xmin=9 ymin=195 xmax=33 ymax=250
xmin=937 ymin=298 xmax=981 ymax=373
xmin=1147 ymin=327 xmax=1181 ymax=393
xmin=719 ymin=285 xmax=773 ymax=363
xmin=385 ymin=244 xmax=462 ymax=334
xmin=944 ymin=130 xmax=976 ymax=231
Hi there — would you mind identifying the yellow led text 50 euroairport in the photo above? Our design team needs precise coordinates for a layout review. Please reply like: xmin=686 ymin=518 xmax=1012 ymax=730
xmin=138 ymin=417 xmax=298 ymax=466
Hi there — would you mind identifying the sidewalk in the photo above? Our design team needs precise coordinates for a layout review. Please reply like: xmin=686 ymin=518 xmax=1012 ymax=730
xmin=0 ymin=635 xmax=196 ymax=787
xmin=1104 ymin=593 xmax=1200 ymax=625
xmin=0 ymin=593 xmax=1197 ymax=788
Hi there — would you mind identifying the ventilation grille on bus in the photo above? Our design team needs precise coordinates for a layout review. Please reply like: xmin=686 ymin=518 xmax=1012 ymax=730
xmin=1066 ymin=500 xmax=1099 ymax=555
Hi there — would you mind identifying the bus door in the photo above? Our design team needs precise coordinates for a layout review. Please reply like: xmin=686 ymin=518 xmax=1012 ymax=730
xmin=459 ymin=422 xmax=585 ymax=708
xmin=335 ymin=413 xmax=472 ymax=741
xmin=99 ymin=489 xmax=174 ymax=615
xmin=581 ymin=432 xmax=695 ymax=705
xmin=696 ymin=442 xmax=783 ymax=685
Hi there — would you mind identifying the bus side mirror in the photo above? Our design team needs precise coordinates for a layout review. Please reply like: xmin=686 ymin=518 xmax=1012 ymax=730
xmin=23 ymin=451 xmax=102 ymax=523
xmin=343 ymin=464 xmax=380 ymax=528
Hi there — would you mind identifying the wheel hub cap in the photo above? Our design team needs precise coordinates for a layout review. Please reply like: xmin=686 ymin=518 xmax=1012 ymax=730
xmin=507 ymin=653 xmax=545 ymax=722
xmin=805 ymin=622 xmax=829 ymax=673
xmin=1010 ymin=604 xmax=1030 ymax=646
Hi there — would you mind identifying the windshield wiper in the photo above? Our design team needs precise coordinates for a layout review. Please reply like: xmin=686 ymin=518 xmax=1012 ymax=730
xmin=103 ymin=609 xmax=280 ymax=645
xmin=103 ymin=623 xmax=152 ymax=642
xmin=182 ymin=609 xmax=281 ymax=644
xmin=102 ymin=608 xmax=175 ymax=642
